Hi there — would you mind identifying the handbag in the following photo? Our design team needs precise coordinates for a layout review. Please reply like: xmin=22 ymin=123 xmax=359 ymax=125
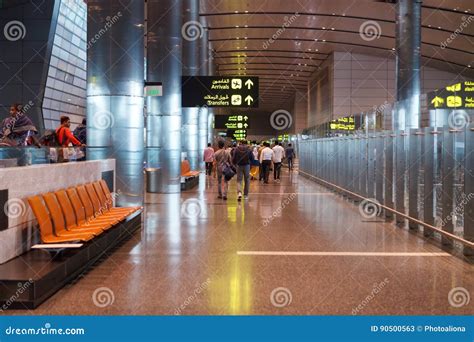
xmin=222 ymin=162 xmax=236 ymax=181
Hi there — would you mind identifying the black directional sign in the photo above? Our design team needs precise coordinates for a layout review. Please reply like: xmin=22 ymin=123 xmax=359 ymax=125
xmin=428 ymin=81 xmax=474 ymax=109
xmin=182 ymin=76 xmax=259 ymax=108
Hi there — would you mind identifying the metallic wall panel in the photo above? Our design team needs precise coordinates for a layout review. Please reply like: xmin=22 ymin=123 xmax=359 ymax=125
xmin=408 ymin=129 xmax=421 ymax=229
xmin=375 ymin=135 xmax=384 ymax=209
xmin=384 ymin=134 xmax=395 ymax=219
xmin=367 ymin=136 xmax=376 ymax=198
xmin=87 ymin=0 xmax=145 ymax=206
xmin=182 ymin=0 xmax=200 ymax=170
xmin=147 ymin=0 xmax=183 ymax=193
xmin=395 ymin=132 xmax=406 ymax=225
xmin=423 ymin=127 xmax=435 ymax=237
xmin=464 ymin=124 xmax=474 ymax=256
xmin=395 ymin=0 xmax=421 ymax=129
xmin=441 ymin=127 xmax=455 ymax=246
xmin=360 ymin=138 xmax=368 ymax=197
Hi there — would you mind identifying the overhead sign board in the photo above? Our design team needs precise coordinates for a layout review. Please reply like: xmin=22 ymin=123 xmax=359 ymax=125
xmin=182 ymin=76 xmax=259 ymax=108
xmin=428 ymin=81 xmax=474 ymax=109
xmin=227 ymin=129 xmax=247 ymax=140
xmin=329 ymin=116 xmax=358 ymax=131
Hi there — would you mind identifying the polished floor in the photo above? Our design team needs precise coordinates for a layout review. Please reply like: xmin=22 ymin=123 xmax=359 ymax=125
xmin=6 ymin=166 xmax=474 ymax=315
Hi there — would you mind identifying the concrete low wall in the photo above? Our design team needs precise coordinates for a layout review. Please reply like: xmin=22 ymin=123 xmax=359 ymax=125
xmin=0 ymin=159 xmax=115 ymax=264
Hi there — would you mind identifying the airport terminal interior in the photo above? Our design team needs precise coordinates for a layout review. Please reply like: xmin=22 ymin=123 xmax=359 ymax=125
xmin=0 ymin=0 xmax=473 ymax=316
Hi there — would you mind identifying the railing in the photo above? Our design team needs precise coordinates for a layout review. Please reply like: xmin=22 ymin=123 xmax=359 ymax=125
xmin=299 ymin=124 xmax=474 ymax=257
xmin=0 ymin=146 xmax=86 ymax=167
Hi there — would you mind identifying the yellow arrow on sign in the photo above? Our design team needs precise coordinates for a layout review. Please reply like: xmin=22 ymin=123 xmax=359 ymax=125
xmin=431 ymin=96 xmax=444 ymax=108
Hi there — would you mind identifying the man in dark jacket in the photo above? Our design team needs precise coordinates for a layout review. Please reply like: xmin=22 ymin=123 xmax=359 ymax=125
xmin=73 ymin=118 xmax=87 ymax=145
xmin=232 ymin=140 xmax=254 ymax=201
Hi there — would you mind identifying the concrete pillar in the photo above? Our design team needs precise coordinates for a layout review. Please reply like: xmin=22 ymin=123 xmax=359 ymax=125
xmin=198 ymin=18 xmax=209 ymax=169
xmin=395 ymin=0 xmax=422 ymax=130
xmin=182 ymin=0 xmax=200 ymax=170
xmin=146 ymin=0 xmax=182 ymax=193
xmin=87 ymin=0 xmax=145 ymax=206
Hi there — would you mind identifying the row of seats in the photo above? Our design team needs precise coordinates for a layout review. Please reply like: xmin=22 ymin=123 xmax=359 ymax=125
xmin=181 ymin=160 xmax=200 ymax=178
xmin=28 ymin=180 xmax=141 ymax=244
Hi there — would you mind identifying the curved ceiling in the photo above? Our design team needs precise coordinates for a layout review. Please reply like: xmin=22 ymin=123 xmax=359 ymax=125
xmin=200 ymin=0 xmax=474 ymax=110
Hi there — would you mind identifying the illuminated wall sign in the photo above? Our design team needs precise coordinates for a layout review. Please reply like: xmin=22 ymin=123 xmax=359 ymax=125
xmin=182 ymin=76 xmax=259 ymax=108
xmin=144 ymin=82 xmax=163 ymax=97
xmin=227 ymin=129 xmax=247 ymax=140
xmin=329 ymin=116 xmax=357 ymax=131
xmin=428 ymin=81 xmax=474 ymax=109
xmin=215 ymin=115 xmax=250 ymax=130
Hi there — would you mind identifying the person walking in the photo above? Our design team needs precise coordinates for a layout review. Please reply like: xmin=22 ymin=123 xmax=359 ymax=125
xmin=259 ymin=142 xmax=274 ymax=184
xmin=214 ymin=140 xmax=232 ymax=200
xmin=73 ymin=118 xmax=87 ymax=145
xmin=272 ymin=141 xmax=285 ymax=182
xmin=203 ymin=143 xmax=215 ymax=176
xmin=257 ymin=141 xmax=266 ymax=182
xmin=232 ymin=140 xmax=254 ymax=201
xmin=250 ymin=144 xmax=260 ymax=180
xmin=285 ymin=143 xmax=296 ymax=171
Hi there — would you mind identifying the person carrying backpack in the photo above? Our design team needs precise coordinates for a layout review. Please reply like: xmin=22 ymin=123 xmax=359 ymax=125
xmin=56 ymin=116 xmax=85 ymax=147
xmin=232 ymin=140 xmax=254 ymax=201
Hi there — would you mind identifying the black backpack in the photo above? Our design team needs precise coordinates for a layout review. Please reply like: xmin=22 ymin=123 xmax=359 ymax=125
xmin=39 ymin=129 xmax=61 ymax=146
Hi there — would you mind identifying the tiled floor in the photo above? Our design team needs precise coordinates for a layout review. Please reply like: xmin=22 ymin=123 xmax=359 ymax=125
xmin=6 ymin=168 xmax=474 ymax=315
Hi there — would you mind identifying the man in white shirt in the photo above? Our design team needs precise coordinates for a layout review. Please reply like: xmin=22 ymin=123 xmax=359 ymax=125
xmin=272 ymin=141 xmax=285 ymax=182
xmin=259 ymin=142 xmax=274 ymax=184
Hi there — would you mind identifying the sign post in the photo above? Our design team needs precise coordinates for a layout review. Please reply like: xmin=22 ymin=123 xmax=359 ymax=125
xmin=427 ymin=81 xmax=474 ymax=109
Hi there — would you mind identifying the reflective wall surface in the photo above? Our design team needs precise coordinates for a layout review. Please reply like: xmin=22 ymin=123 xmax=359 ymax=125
xmin=87 ymin=0 xmax=145 ymax=206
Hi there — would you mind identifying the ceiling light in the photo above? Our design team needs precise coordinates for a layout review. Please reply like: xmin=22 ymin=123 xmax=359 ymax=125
xmin=234 ymin=10 xmax=239 ymax=13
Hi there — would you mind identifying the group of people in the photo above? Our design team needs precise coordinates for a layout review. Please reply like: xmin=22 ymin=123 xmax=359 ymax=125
xmin=0 ymin=103 xmax=86 ymax=148
xmin=203 ymin=140 xmax=296 ymax=202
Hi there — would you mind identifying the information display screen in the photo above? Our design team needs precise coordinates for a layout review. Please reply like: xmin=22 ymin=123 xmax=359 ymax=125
xmin=182 ymin=76 xmax=259 ymax=108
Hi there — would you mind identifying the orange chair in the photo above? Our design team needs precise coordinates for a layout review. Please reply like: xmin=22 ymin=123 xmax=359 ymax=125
xmin=181 ymin=160 xmax=200 ymax=177
xmin=84 ymin=183 xmax=129 ymax=220
xmin=27 ymin=196 xmax=93 ymax=243
xmin=76 ymin=185 xmax=123 ymax=224
xmin=66 ymin=187 xmax=116 ymax=227
xmin=98 ymin=180 xmax=141 ymax=212
xmin=92 ymin=182 xmax=135 ymax=216
xmin=42 ymin=193 xmax=98 ymax=240
xmin=54 ymin=190 xmax=110 ymax=233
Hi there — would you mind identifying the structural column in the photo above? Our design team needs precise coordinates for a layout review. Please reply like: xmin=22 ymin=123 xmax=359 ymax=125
xmin=182 ymin=0 xmax=200 ymax=170
xmin=395 ymin=0 xmax=422 ymax=130
xmin=207 ymin=48 xmax=215 ymax=143
xmin=147 ymin=0 xmax=182 ymax=193
xmin=87 ymin=0 xmax=145 ymax=206
xmin=198 ymin=17 xmax=209 ymax=170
